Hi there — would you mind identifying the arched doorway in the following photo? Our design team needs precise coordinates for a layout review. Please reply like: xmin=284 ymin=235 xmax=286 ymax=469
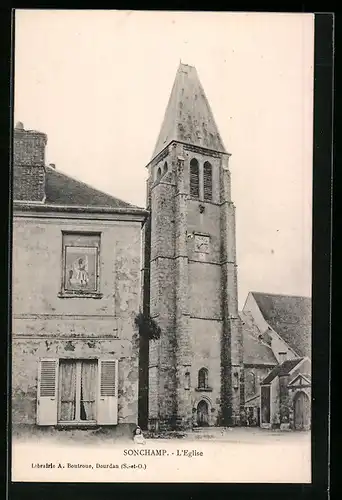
xmin=197 ymin=400 xmax=209 ymax=427
xmin=293 ymin=391 xmax=310 ymax=430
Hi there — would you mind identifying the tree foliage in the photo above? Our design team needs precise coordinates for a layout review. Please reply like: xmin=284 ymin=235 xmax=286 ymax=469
xmin=134 ymin=312 xmax=161 ymax=341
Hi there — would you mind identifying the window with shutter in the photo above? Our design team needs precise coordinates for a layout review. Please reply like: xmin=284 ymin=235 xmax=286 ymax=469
xmin=97 ymin=359 xmax=118 ymax=425
xmin=203 ymin=161 xmax=212 ymax=201
xmin=37 ymin=358 xmax=58 ymax=425
xmin=37 ymin=358 xmax=115 ymax=427
xmin=190 ymin=158 xmax=199 ymax=198
xmin=40 ymin=360 xmax=57 ymax=396
xmin=100 ymin=360 xmax=116 ymax=396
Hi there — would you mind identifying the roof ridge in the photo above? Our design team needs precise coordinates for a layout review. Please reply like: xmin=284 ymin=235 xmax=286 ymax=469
xmin=251 ymin=291 xmax=311 ymax=300
xmin=46 ymin=166 xmax=140 ymax=209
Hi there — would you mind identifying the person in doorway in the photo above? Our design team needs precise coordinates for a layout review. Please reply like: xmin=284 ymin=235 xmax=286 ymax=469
xmin=133 ymin=426 xmax=146 ymax=445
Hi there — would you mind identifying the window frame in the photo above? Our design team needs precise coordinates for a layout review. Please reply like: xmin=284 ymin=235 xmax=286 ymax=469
xmin=57 ymin=358 xmax=98 ymax=425
xmin=190 ymin=158 xmax=200 ymax=199
xmin=197 ymin=367 xmax=210 ymax=390
xmin=59 ymin=232 xmax=102 ymax=299
xmin=203 ymin=161 xmax=213 ymax=201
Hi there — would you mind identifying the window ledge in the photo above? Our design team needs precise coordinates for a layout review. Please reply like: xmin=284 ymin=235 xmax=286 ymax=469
xmin=58 ymin=291 xmax=103 ymax=299
xmin=56 ymin=422 xmax=98 ymax=428
xmin=195 ymin=387 xmax=213 ymax=392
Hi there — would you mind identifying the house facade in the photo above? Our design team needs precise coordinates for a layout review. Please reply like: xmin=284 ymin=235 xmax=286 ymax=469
xmin=12 ymin=122 xmax=147 ymax=433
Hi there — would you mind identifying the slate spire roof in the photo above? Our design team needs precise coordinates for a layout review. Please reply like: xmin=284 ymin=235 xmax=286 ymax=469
xmin=152 ymin=63 xmax=227 ymax=159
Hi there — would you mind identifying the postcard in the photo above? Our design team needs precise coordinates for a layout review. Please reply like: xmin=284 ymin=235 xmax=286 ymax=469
xmin=11 ymin=9 xmax=314 ymax=483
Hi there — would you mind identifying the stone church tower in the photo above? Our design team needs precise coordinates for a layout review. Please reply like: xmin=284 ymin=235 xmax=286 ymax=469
xmin=141 ymin=63 xmax=243 ymax=431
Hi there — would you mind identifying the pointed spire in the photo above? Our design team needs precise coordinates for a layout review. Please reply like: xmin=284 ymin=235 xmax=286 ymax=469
xmin=152 ymin=63 xmax=227 ymax=159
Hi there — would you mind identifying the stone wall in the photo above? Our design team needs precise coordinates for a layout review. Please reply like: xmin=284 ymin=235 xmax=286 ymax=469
xmin=13 ymin=124 xmax=47 ymax=202
xmin=13 ymin=125 xmax=47 ymax=166
xmin=244 ymin=366 xmax=274 ymax=401
xmin=146 ymin=141 xmax=243 ymax=429
xmin=148 ymin=146 xmax=177 ymax=428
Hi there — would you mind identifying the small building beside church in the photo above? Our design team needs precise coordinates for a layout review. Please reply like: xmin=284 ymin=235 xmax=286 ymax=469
xmin=260 ymin=357 xmax=311 ymax=430
xmin=12 ymin=122 xmax=147 ymax=433
xmin=240 ymin=311 xmax=277 ymax=426
xmin=242 ymin=291 xmax=311 ymax=430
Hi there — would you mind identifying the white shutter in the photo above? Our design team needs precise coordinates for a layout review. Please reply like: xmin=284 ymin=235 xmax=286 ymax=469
xmin=37 ymin=358 xmax=59 ymax=425
xmin=97 ymin=359 xmax=118 ymax=425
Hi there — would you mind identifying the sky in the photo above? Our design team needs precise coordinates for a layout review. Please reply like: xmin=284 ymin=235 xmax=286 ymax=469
xmin=14 ymin=10 xmax=314 ymax=308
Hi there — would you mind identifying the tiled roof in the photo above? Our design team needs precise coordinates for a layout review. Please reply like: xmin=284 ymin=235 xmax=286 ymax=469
xmin=251 ymin=292 xmax=311 ymax=358
xmin=152 ymin=63 xmax=227 ymax=159
xmin=240 ymin=312 xmax=278 ymax=366
xmin=261 ymin=358 xmax=304 ymax=385
xmin=45 ymin=167 xmax=139 ymax=209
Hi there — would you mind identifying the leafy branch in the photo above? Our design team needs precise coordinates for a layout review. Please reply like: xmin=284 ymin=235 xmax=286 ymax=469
xmin=134 ymin=312 xmax=161 ymax=341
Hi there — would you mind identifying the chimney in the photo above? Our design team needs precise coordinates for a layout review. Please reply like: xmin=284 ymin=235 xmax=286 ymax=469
xmin=13 ymin=122 xmax=47 ymax=203
xmin=278 ymin=352 xmax=287 ymax=364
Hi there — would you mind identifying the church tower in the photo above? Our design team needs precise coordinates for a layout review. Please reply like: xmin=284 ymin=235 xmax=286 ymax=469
xmin=141 ymin=63 xmax=243 ymax=431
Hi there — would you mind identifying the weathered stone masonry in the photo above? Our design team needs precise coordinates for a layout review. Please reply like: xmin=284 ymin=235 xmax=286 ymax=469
xmin=144 ymin=145 xmax=243 ymax=429
xmin=143 ymin=63 xmax=244 ymax=430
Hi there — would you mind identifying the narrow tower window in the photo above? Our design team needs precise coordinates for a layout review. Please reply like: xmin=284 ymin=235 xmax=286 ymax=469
xmin=190 ymin=158 xmax=199 ymax=198
xmin=198 ymin=368 xmax=209 ymax=389
xmin=203 ymin=161 xmax=213 ymax=201
xmin=163 ymin=162 xmax=168 ymax=175
xmin=185 ymin=371 xmax=190 ymax=390
xmin=156 ymin=167 xmax=162 ymax=181
xmin=245 ymin=370 xmax=257 ymax=396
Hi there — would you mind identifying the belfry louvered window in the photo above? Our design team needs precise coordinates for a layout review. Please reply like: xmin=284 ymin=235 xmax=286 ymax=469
xmin=190 ymin=158 xmax=199 ymax=198
xmin=203 ymin=161 xmax=213 ymax=201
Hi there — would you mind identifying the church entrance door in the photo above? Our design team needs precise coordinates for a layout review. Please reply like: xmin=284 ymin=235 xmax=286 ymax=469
xmin=197 ymin=400 xmax=209 ymax=427
xmin=294 ymin=391 xmax=310 ymax=430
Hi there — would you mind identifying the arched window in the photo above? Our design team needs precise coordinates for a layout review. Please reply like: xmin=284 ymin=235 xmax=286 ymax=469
xmin=198 ymin=368 xmax=208 ymax=389
xmin=190 ymin=158 xmax=199 ymax=198
xmin=185 ymin=371 xmax=190 ymax=390
xmin=203 ymin=161 xmax=212 ymax=201
xmin=156 ymin=167 xmax=162 ymax=181
xmin=163 ymin=162 xmax=168 ymax=175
